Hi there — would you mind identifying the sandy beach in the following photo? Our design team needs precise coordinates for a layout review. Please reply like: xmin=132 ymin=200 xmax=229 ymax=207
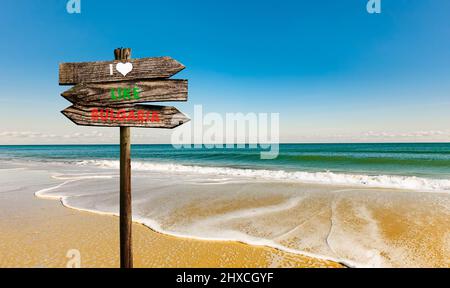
xmin=0 ymin=167 xmax=341 ymax=268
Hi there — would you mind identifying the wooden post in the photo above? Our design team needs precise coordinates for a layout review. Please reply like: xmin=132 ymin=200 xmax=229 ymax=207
xmin=116 ymin=48 xmax=133 ymax=268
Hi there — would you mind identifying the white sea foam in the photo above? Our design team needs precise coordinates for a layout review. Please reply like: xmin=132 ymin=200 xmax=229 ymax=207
xmin=34 ymin=174 xmax=114 ymax=199
xmin=51 ymin=174 xmax=114 ymax=181
xmin=35 ymin=180 xmax=76 ymax=199
xmin=75 ymin=160 xmax=450 ymax=192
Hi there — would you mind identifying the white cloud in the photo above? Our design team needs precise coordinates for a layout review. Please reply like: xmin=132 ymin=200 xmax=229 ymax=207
xmin=62 ymin=130 xmax=110 ymax=139
xmin=281 ymin=130 xmax=450 ymax=143
xmin=0 ymin=131 xmax=58 ymax=138
xmin=362 ymin=130 xmax=448 ymax=138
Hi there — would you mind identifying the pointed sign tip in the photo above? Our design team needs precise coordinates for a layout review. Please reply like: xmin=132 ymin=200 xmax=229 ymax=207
xmin=61 ymin=107 xmax=81 ymax=126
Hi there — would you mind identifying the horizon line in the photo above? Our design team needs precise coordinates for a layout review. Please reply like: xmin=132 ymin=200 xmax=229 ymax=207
xmin=1 ymin=142 xmax=449 ymax=146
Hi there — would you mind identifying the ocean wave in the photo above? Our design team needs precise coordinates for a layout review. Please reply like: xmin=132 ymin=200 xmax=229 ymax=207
xmin=75 ymin=160 xmax=450 ymax=192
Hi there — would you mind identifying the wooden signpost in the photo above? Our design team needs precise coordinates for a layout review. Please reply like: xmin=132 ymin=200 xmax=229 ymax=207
xmin=59 ymin=48 xmax=190 ymax=268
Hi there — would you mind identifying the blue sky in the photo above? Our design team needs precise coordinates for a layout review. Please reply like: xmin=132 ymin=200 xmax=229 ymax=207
xmin=0 ymin=0 xmax=449 ymax=144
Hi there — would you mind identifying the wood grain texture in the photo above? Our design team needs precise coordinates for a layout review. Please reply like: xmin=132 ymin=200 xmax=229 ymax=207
xmin=116 ymin=47 xmax=133 ymax=269
xmin=61 ymin=80 xmax=188 ymax=106
xmin=119 ymin=126 xmax=132 ymax=269
xmin=61 ymin=104 xmax=190 ymax=128
xmin=59 ymin=57 xmax=185 ymax=85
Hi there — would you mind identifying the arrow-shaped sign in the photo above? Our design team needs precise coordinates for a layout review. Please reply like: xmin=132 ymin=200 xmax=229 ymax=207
xmin=59 ymin=57 xmax=185 ymax=85
xmin=61 ymin=104 xmax=190 ymax=128
xmin=61 ymin=80 xmax=188 ymax=106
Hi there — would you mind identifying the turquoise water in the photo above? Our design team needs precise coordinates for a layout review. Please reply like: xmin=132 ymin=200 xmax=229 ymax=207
xmin=1 ymin=143 xmax=449 ymax=178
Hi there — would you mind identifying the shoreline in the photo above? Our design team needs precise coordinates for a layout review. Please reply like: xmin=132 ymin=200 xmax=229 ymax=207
xmin=34 ymin=172 xmax=358 ymax=267
xmin=55 ymin=192 xmax=348 ymax=267
xmin=0 ymin=168 xmax=343 ymax=268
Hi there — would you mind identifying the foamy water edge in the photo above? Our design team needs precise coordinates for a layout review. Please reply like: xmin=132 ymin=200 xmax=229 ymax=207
xmin=34 ymin=175 xmax=357 ymax=267
xmin=77 ymin=159 xmax=450 ymax=193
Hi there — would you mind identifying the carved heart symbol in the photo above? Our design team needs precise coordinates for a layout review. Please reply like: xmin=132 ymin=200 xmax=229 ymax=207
xmin=116 ymin=62 xmax=133 ymax=76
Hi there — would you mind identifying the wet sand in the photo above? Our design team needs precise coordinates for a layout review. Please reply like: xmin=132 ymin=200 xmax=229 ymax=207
xmin=0 ymin=170 xmax=341 ymax=268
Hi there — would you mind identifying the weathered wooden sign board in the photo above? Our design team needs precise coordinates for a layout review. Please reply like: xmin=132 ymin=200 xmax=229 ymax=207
xmin=59 ymin=56 xmax=185 ymax=85
xmin=61 ymin=80 xmax=188 ymax=105
xmin=59 ymin=48 xmax=190 ymax=268
xmin=62 ymin=104 xmax=189 ymax=128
